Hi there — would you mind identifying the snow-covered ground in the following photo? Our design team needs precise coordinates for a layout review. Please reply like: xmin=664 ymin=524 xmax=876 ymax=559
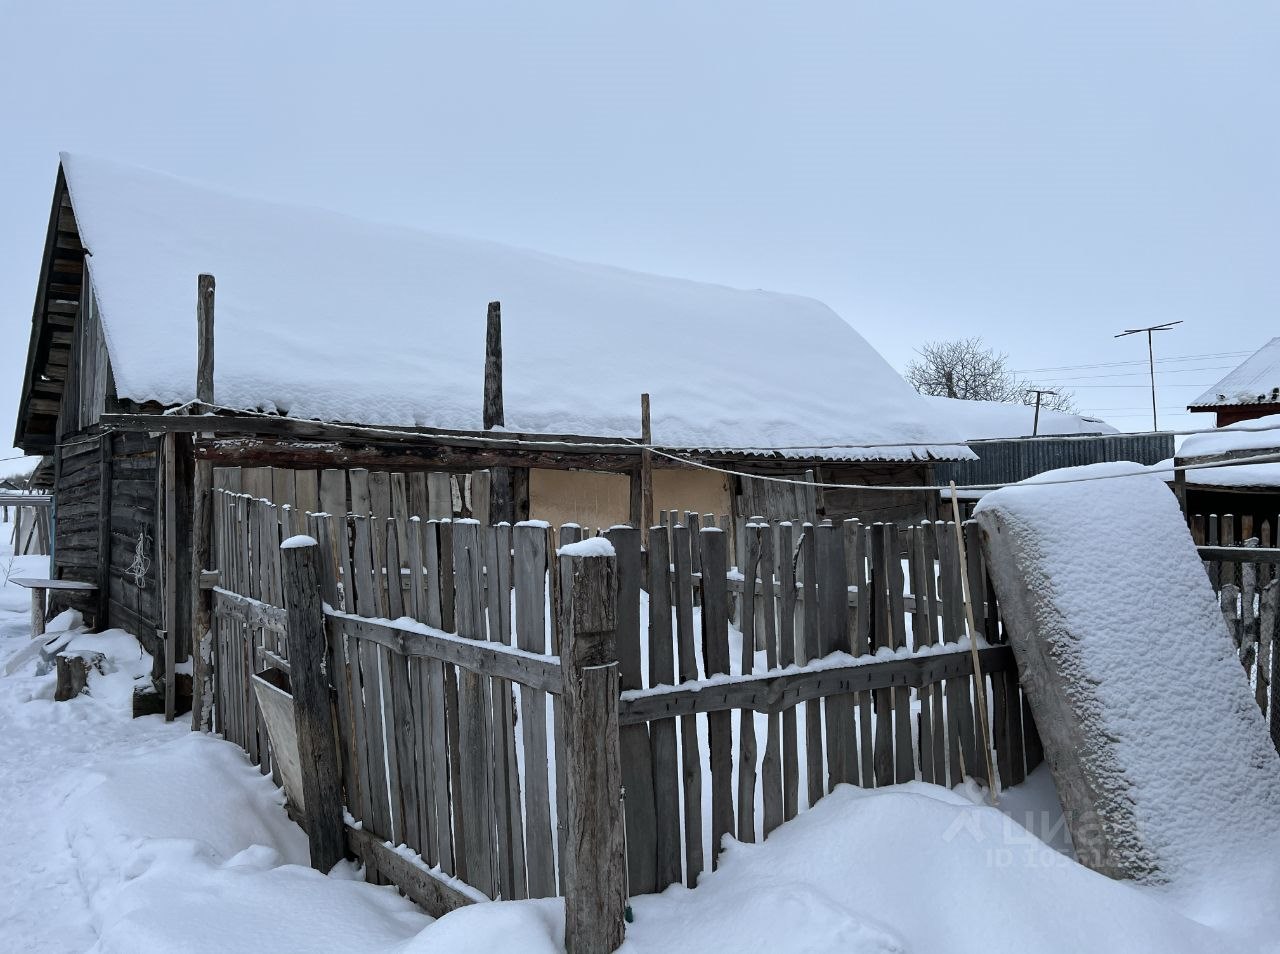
xmin=3 ymin=507 xmax=1280 ymax=953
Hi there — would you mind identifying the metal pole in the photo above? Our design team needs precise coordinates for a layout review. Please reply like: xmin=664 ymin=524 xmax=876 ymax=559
xmin=1148 ymin=329 xmax=1158 ymax=432
xmin=1114 ymin=321 xmax=1182 ymax=433
xmin=1033 ymin=392 xmax=1043 ymax=436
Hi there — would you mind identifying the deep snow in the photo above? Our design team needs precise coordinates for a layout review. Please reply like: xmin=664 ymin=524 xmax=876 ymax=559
xmin=4 ymin=505 xmax=1280 ymax=953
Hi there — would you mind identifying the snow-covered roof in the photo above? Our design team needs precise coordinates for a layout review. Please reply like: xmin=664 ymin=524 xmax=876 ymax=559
xmin=1188 ymin=338 xmax=1280 ymax=410
xmin=1175 ymin=412 xmax=1280 ymax=490
xmin=56 ymin=153 xmax=970 ymax=462
xmin=923 ymin=395 xmax=1118 ymax=442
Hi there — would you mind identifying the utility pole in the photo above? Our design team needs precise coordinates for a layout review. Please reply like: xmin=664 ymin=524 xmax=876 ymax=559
xmin=1114 ymin=321 xmax=1182 ymax=431
xmin=1027 ymin=389 xmax=1058 ymax=436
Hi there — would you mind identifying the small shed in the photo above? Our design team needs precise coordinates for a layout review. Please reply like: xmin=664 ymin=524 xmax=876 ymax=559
xmin=1187 ymin=338 xmax=1280 ymax=427
xmin=11 ymin=153 xmax=969 ymax=702
xmin=1173 ymin=412 xmax=1280 ymax=542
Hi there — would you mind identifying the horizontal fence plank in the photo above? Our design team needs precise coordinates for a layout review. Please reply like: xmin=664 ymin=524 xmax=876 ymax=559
xmin=345 ymin=824 xmax=485 ymax=917
xmin=618 ymin=645 xmax=1015 ymax=725
xmin=212 ymin=587 xmax=288 ymax=633
xmin=1198 ymin=545 xmax=1280 ymax=565
xmin=328 ymin=609 xmax=564 ymax=694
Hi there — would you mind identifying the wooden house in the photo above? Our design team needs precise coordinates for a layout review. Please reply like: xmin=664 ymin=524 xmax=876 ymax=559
xmin=12 ymin=153 xmax=969 ymax=701
xmin=1187 ymin=338 xmax=1280 ymax=426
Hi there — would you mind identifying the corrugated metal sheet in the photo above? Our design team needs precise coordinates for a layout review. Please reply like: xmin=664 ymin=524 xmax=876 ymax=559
xmin=933 ymin=433 xmax=1174 ymax=487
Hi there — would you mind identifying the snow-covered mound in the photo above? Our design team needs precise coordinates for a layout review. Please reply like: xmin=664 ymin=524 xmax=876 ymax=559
xmin=924 ymin=395 xmax=1118 ymax=441
xmin=58 ymin=152 xmax=969 ymax=461
xmin=975 ymin=465 xmax=1280 ymax=891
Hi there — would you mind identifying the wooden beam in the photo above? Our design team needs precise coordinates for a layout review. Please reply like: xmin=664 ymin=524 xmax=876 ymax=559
xmin=558 ymin=547 xmax=626 ymax=954
xmin=196 ymin=274 xmax=215 ymax=404
xmin=345 ymin=825 xmax=483 ymax=916
xmin=331 ymin=610 xmax=565 ymax=694
xmin=618 ymin=644 xmax=1016 ymax=725
xmin=190 ymin=435 xmax=646 ymax=474
xmin=640 ymin=393 xmax=653 ymax=547
xmin=483 ymin=301 xmax=503 ymax=430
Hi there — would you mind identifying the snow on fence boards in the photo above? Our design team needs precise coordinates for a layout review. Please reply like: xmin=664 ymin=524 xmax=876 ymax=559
xmin=205 ymin=490 xmax=1040 ymax=919
xmin=1189 ymin=513 xmax=1280 ymax=744
xmin=621 ymin=516 xmax=1035 ymax=891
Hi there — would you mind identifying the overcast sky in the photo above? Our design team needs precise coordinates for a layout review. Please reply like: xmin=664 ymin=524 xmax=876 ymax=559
xmin=2 ymin=1 xmax=1277 ymax=469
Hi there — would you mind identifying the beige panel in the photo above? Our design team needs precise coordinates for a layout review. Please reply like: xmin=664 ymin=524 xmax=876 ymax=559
xmin=528 ymin=467 xmax=732 ymax=530
xmin=529 ymin=469 xmax=630 ymax=529
xmin=653 ymin=469 xmax=731 ymax=521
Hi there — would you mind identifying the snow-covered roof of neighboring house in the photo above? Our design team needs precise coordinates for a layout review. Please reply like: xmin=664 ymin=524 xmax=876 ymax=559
xmin=923 ymin=395 xmax=1119 ymax=442
xmin=1173 ymin=412 xmax=1280 ymax=490
xmin=48 ymin=153 xmax=971 ymax=463
xmin=1188 ymin=338 xmax=1280 ymax=410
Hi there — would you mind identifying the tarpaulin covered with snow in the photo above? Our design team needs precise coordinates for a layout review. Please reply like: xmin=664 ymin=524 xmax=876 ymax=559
xmin=58 ymin=153 xmax=970 ymax=462
xmin=975 ymin=464 xmax=1280 ymax=887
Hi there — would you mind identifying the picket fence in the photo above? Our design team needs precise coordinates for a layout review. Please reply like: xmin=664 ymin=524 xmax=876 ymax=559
xmin=205 ymin=488 xmax=1043 ymax=951
xmin=1194 ymin=518 xmax=1280 ymax=747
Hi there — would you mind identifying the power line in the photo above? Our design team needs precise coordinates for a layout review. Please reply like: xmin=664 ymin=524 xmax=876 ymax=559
xmin=635 ymin=441 xmax=1280 ymax=494
xmin=1016 ymin=350 xmax=1247 ymax=374
xmin=1031 ymin=365 xmax=1232 ymax=383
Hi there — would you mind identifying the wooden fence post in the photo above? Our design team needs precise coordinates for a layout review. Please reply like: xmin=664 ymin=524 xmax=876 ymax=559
xmin=558 ymin=544 xmax=626 ymax=954
xmin=191 ymin=273 xmax=216 ymax=730
xmin=280 ymin=535 xmax=346 ymax=873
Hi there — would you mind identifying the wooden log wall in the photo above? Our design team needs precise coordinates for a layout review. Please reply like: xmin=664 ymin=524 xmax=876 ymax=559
xmin=207 ymin=485 xmax=1042 ymax=926
xmin=49 ymin=433 xmax=104 ymax=622
xmin=107 ymin=431 xmax=161 ymax=651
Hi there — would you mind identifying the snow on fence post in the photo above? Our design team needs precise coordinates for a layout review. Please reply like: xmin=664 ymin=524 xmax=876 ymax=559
xmin=191 ymin=273 xmax=217 ymax=731
xmin=280 ymin=534 xmax=346 ymax=873
xmin=557 ymin=541 xmax=626 ymax=954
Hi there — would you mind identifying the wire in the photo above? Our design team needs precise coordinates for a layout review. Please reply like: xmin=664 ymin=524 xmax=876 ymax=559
xmin=629 ymin=441 xmax=1280 ymax=494
xmin=1031 ymin=365 xmax=1232 ymax=383
xmin=1015 ymin=351 xmax=1251 ymax=374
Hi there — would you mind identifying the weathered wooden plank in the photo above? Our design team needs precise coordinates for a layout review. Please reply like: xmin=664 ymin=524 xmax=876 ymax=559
xmin=670 ymin=522 xmax=703 ymax=886
xmin=620 ymin=645 xmax=1018 ymax=723
xmin=701 ymin=528 xmax=734 ymax=868
xmin=817 ymin=522 xmax=854 ymax=791
xmin=452 ymin=520 xmax=497 ymax=898
xmin=514 ymin=523 xmax=555 ymax=897
xmin=849 ymin=520 xmax=875 ymax=786
xmin=757 ymin=523 xmax=784 ymax=837
xmin=427 ymin=472 xmax=453 ymax=520
xmin=351 ymin=516 xmax=392 ymax=839
xmin=345 ymin=824 xmax=482 ymax=918
xmin=798 ymin=523 xmax=825 ymax=803
xmin=281 ymin=538 xmax=345 ymax=871
xmin=606 ymin=525 xmax=656 ymax=894
xmin=773 ymin=522 xmax=801 ymax=823
xmin=486 ymin=522 xmax=526 ymax=901
xmin=736 ymin=524 xmax=760 ymax=842
xmin=886 ymin=523 xmax=914 ymax=784
xmin=646 ymin=524 xmax=682 ymax=888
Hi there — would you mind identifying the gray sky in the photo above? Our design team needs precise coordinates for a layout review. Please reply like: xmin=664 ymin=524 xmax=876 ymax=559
xmin=2 ymin=0 xmax=1277 ymax=469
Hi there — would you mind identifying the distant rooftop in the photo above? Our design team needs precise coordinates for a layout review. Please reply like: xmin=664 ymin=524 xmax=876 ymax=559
xmin=1188 ymin=337 xmax=1280 ymax=410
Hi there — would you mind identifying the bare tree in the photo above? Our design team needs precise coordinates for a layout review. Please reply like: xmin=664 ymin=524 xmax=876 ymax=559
xmin=905 ymin=337 xmax=1076 ymax=412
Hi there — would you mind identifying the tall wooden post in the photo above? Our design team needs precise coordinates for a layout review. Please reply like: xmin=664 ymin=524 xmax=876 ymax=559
xmin=484 ymin=300 xmax=514 ymax=525
xmin=191 ymin=274 xmax=216 ymax=730
xmin=281 ymin=535 xmax=346 ymax=872
xmin=557 ymin=545 xmax=626 ymax=954
xmin=483 ymin=300 xmax=503 ymax=430
xmin=640 ymin=393 xmax=653 ymax=548
xmin=197 ymin=274 xmax=215 ymax=406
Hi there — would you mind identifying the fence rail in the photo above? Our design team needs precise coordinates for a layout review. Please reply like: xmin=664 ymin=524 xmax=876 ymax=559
xmin=206 ymin=488 xmax=1043 ymax=951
